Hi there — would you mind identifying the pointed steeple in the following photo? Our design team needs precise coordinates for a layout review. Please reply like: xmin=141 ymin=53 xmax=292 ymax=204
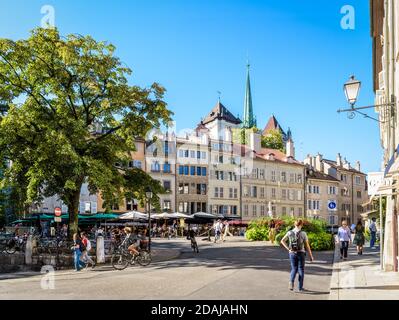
xmin=242 ymin=62 xmax=256 ymax=129
xmin=287 ymin=127 xmax=293 ymax=141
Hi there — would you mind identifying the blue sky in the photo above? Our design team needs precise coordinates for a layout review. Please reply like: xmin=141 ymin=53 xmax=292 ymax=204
xmin=0 ymin=0 xmax=381 ymax=173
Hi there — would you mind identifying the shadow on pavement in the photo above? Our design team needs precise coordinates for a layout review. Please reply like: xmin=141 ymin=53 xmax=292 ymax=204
xmin=151 ymin=242 xmax=334 ymax=277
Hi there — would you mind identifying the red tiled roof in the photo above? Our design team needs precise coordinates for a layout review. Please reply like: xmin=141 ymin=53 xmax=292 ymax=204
xmin=256 ymin=148 xmax=302 ymax=165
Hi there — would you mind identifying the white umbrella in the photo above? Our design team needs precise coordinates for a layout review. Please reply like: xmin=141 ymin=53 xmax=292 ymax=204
xmin=192 ymin=212 xmax=220 ymax=219
xmin=151 ymin=212 xmax=173 ymax=219
xmin=119 ymin=211 xmax=148 ymax=220
xmin=170 ymin=212 xmax=193 ymax=219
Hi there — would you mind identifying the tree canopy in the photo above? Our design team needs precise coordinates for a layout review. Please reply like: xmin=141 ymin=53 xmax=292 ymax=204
xmin=261 ymin=129 xmax=285 ymax=152
xmin=0 ymin=28 xmax=172 ymax=234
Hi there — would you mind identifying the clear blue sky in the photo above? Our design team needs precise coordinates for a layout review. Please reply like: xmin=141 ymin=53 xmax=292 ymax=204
xmin=0 ymin=0 xmax=381 ymax=173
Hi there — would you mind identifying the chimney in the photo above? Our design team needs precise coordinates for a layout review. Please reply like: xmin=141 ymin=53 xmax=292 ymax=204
xmin=315 ymin=153 xmax=324 ymax=172
xmin=336 ymin=153 xmax=342 ymax=167
xmin=249 ymin=131 xmax=261 ymax=153
xmin=355 ymin=161 xmax=361 ymax=172
xmin=304 ymin=154 xmax=313 ymax=167
xmin=343 ymin=158 xmax=351 ymax=170
xmin=286 ymin=138 xmax=295 ymax=158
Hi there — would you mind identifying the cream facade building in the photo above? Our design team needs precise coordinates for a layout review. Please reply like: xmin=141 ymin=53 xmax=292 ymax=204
xmin=201 ymin=101 xmax=242 ymax=217
xmin=241 ymin=153 xmax=305 ymax=221
xmin=371 ymin=0 xmax=399 ymax=271
xmin=175 ymin=132 xmax=209 ymax=214
xmin=304 ymin=153 xmax=368 ymax=226
xmin=304 ymin=165 xmax=340 ymax=225
xmin=146 ymin=134 xmax=176 ymax=213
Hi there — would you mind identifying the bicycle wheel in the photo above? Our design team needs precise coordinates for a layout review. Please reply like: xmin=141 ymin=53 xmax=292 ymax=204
xmin=111 ymin=253 xmax=129 ymax=270
xmin=6 ymin=239 xmax=16 ymax=254
xmin=137 ymin=250 xmax=152 ymax=266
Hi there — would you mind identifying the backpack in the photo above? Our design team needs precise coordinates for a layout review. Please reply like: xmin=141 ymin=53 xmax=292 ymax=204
xmin=85 ymin=238 xmax=92 ymax=251
xmin=288 ymin=230 xmax=303 ymax=252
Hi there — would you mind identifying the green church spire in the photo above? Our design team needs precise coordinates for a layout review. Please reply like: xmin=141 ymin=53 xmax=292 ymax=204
xmin=243 ymin=62 xmax=256 ymax=129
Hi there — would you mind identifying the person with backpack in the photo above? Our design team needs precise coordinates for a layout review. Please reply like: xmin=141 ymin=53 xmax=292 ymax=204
xmin=280 ymin=219 xmax=314 ymax=292
xmin=72 ymin=233 xmax=86 ymax=272
xmin=81 ymin=232 xmax=96 ymax=269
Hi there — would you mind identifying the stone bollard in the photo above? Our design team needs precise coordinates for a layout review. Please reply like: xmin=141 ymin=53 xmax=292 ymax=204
xmin=25 ymin=235 xmax=33 ymax=265
xmin=96 ymin=236 xmax=105 ymax=264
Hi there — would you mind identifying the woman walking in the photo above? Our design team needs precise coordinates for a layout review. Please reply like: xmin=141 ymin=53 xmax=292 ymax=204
xmin=280 ymin=219 xmax=314 ymax=292
xmin=72 ymin=233 xmax=86 ymax=271
xmin=269 ymin=219 xmax=276 ymax=244
xmin=337 ymin=220 xmax=352 ymax=260
xmin=353 ymin=219 xmax=365 ymax=255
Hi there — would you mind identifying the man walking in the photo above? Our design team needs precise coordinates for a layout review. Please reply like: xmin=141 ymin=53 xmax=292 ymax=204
xmin=369 ymin=217 xmax=377 ymax=249
xmin=213 ymin=219 xmax=222 ymax=243
xmin=281 ymin=219 xmax=314 ymax=293
xmin=222 ymin=221 xmax=233 ymax=242
xmin=81 ymin=232 xmax=96 ymax=269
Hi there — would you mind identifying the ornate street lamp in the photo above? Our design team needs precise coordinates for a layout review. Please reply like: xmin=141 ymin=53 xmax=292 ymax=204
xmin=145 ymin=186 xmax=153 ymax=252
xmin=337 ymin=75 xmax=395 ymax=122
xmin=344 ymin=75 xmax=361 ymax=106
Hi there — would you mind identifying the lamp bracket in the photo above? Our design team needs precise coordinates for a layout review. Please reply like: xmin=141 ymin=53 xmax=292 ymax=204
xmin=337 ymin=103 xmax=396 ymax=125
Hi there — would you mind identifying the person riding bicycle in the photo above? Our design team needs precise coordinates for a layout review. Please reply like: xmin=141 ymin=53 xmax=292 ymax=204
xmin=122 ymin=227 xmax=140 ymax=256
xmin=188 ymin=227 xmax=199 ymax=253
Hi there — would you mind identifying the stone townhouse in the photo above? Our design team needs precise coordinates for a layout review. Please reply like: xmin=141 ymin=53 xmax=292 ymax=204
xmin=146 ymin=134 xmax=176 ymax=213
xmin=241 ymin=133 xmax=305 ymax=221
xmin=201 ymin=100 xmax=243 ymax=218
xmin=370 ymin=0 xmax=399 ymax=271
xmin=304 ymin=163 xmax=340 ymax=225
xmin=175 ymin=130 xmax=209 ymax=214
xmin=97 ymin=137 xmax=147 ymax=213
xmin=304 ymin=153 xmax=369 ymax=225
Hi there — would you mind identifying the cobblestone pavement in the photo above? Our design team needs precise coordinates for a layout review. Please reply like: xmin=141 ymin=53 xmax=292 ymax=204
xmin=0 ymin=237 xmax=334 ymax=300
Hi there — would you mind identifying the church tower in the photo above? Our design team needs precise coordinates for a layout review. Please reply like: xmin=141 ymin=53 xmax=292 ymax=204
xmin=242 ymin=62 xmax=256 ymax=129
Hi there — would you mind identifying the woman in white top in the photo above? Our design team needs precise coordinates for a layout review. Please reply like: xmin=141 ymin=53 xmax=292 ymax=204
xmin=337 ymin=220 xmax=352 ymax=260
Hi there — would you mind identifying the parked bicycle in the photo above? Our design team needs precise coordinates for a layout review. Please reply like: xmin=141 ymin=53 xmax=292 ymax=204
xmin=0 ymin=235 xmax=26 ymax=254
xmin=111 ymin=244 xmax=152 ymax=270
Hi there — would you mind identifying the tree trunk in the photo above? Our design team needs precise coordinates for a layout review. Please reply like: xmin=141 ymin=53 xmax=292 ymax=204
xmin=67 ymin=180 xmax=84 ymax=239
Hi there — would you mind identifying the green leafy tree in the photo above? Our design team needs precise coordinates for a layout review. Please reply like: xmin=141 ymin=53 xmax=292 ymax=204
xmin=232 ymin=126 xmax=260 ymax=145
xmin=0 ymin=28 xmax=172 ymax=235
xmin=261 ymin=129 xmax=285 ymax=152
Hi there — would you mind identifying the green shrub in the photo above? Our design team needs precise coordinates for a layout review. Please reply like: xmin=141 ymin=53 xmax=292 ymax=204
xmin=245 ymin=226 xmax=269 ymax=241
xmin=307 ymin=232 xmax=334 ymax=251
xmin=247 ymin=216 xmax=334 ymax=250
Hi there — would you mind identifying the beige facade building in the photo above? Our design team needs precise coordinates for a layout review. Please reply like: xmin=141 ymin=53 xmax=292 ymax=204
xmin=304 ymin=153 xmax=369 ymax=226
xmin=202 ymin=100 xmax=242 ymax=217
xmin=146 ymin=134 xmax=176 ymax=213
xmin=175 ymin=132 xmax=209 ymax=214
xmin=304 ymin=165 xmax=340 ymax=225
xmin=97 ymin=138 xmax=147 ymax=213
xmin=370 ymin=0 xmax=399 ymax=271
xmin=241 ymin=135 xmax=305 ymax=221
